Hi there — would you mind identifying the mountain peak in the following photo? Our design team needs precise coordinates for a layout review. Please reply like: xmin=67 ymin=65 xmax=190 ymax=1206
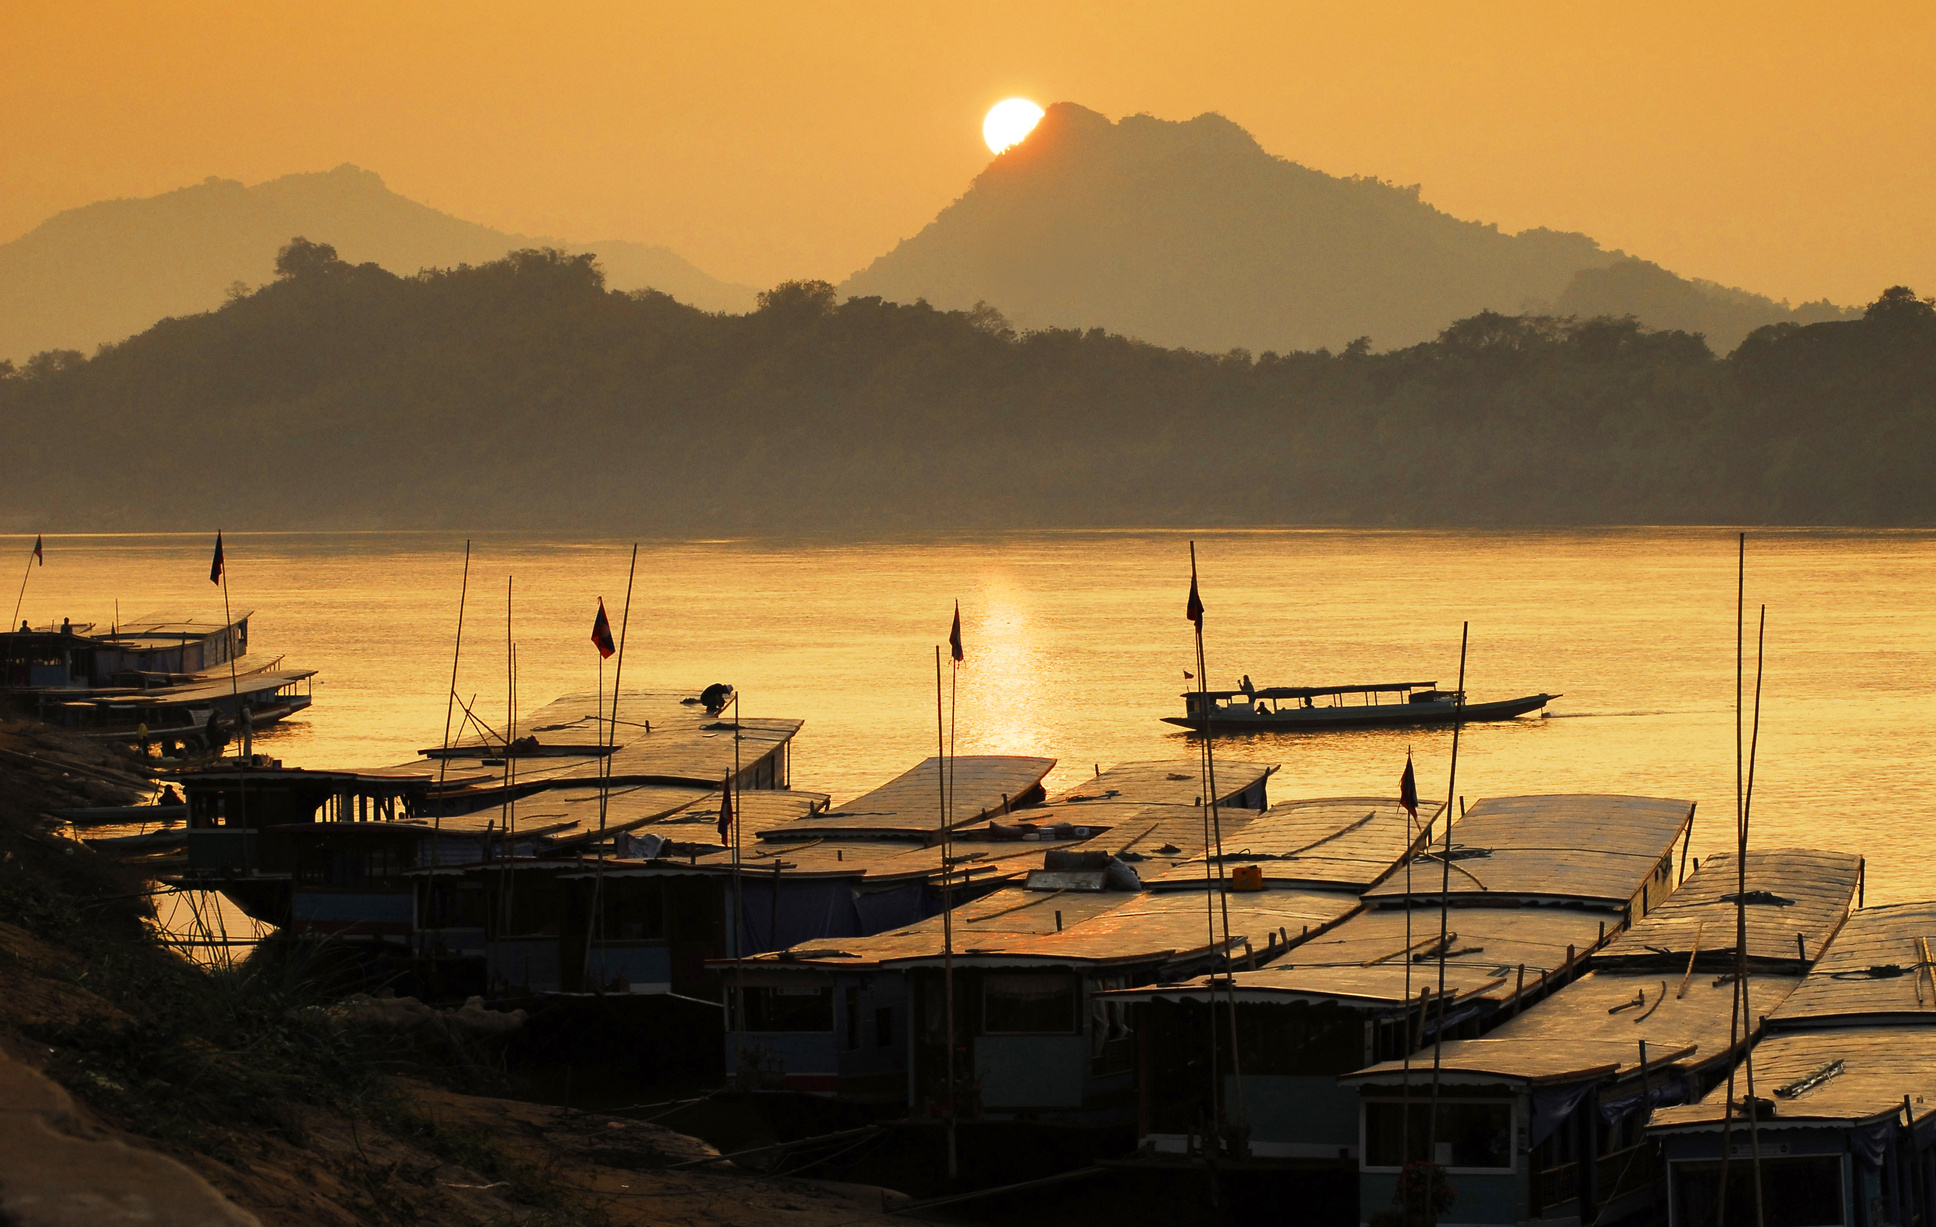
xmin=844 ymin=102 xmax=1839 ymax=353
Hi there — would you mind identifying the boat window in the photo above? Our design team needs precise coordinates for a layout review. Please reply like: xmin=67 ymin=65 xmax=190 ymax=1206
xmin=736 ymin=985 xmax=834 ymax=1033
xmin=983 ymin=972 xmax=1079 ymax=1034
xmin=600 ymin=878 xmax=666 ymax=941
xmin=1670 ymin=1156 xmax=1845 ymax=1226
xmin=1363 ymin=1098 xmax=1513 ymax=1171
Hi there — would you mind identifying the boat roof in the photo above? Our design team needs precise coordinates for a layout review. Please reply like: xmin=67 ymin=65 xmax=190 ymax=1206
xmin=1481 ymin=968 xmax=1802 ymax=1078
xmin=1344 ymin=1037 xmax=1701 ymax=1089
xmin=422 ymin=690 xmax=804 ymax=787
xmin=1184 ymin=681 xmax=1438 ymax=700
xmin=1361 ymin=794 xmax=1694 ymax=909
xmin=64 ymin=669 xmax=316 ymax=709
xmin=1103 ymin=902 xmax=1608 ymax=1011
xmin=1143 ymin=796 xmax=1441 ymax=892
xmin=1047 ymin=760 xmax=1276 ymax=808
xmin=728 ymin=885 xmax=1360 ymax=974
xmin=1768 ymin=900 xmax=1936 ymax=1030
xmin=761 ymin=754 xmax=1056 ymax=841
xmin=1594 ymin=848 xmax=1861 ymax=972
xmin=1652 ymin=1027 xmax=1936 ymax=1133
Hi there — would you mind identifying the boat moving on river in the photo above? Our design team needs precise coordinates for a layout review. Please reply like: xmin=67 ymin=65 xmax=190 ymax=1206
xmin=1162 ymin=679 xmax=1558 ymax=733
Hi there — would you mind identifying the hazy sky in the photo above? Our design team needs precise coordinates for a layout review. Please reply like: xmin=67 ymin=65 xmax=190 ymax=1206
xmin=6 ymin=1 xmax=1931 ymax=305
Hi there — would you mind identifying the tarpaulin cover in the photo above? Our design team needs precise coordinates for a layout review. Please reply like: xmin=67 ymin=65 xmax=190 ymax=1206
xmin=1532 ymin=1081 xmax=1598 ymax=1148
xmin=736 ymin=880 xmax=862 ymax=954
xmin=853 ymin=884 xmax=926 ymax=934
xmin=1852 ymin=1120 xmax=1892 ymax=1168
xmin=1598 ymin=1078 xmax=1689 ymax=1125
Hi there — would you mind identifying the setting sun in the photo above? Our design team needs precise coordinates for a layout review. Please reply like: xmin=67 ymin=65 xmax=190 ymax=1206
xmin=982 ymin=98 xmax=1045 ymax=153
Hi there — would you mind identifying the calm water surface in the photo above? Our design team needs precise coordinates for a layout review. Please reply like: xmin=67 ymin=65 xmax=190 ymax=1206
xmin=13 ymin=528 xmax=1936 ymax=904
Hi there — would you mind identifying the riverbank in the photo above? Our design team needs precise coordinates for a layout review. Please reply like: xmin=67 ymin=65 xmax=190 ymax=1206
xmin=0 ymin=720 xmax=914 ymax=1226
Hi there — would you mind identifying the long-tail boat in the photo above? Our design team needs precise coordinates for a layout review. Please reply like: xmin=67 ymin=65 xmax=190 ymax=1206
xmin=1162 ymin=679 xmax=1556 ymax=732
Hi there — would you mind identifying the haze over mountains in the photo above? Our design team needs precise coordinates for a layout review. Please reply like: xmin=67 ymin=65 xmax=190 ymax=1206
xmin=0 ymin=165 xmax=758 ymax=360
xmin=1 ymin=103 xmax=1857 ymax=364
xmin=844 ymin=103 xmax=1853 ymax=354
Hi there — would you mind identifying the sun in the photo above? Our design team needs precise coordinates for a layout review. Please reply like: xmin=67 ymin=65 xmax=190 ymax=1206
xmin=983 ymin=98 xmax=1045 ymax=154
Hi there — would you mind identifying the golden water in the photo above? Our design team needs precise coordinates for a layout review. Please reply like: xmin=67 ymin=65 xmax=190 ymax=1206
xmin=13 ymin=528 xmax=1936 ymax=905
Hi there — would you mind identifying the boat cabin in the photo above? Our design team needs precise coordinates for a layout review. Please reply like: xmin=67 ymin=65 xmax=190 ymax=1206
xmin=1179 ymin=681 xmax=1448 ymax=722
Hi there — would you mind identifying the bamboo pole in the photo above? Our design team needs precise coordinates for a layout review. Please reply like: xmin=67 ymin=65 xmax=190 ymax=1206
xmin=1426 ymin=623 xmax=1470 ymax=1177
xmin=434 ymin=540 xmax=471 ymax=838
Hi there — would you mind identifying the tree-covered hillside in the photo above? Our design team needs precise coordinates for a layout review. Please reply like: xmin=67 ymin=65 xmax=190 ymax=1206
xmin=2 ymin=240 xmax=1931 ymax=532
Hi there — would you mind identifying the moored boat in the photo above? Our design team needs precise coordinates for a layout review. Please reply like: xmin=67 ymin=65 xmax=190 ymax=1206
xmin=1161 ymin=678 xmax=1557 ymax=732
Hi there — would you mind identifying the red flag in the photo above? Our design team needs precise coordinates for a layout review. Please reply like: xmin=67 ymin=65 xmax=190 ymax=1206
xmin=948 ymin=601 xmax=964 ymax=663
xmin=31 ymin=535 xmax=42 ymax=565
xmin=209 ymin=532 xmax=224 ymax=584
xmin=591 ymin=599 xmax=616 ymax=658
xmin=1399 ymin=751 xmax=1419 ymax=822
xmin=716 ymin=777 xmax=734 ymax=844
xmin=1186 ymin=573 xmax=1204 ymax=630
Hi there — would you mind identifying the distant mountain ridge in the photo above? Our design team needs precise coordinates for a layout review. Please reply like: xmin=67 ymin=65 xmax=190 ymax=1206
xmin=0 ymin=164 xmax=758 ymax=360
xmin=842 ymin=103 xmax=1851 ymax=354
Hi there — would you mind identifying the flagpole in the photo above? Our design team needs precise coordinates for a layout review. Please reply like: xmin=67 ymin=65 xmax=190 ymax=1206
xmin=434 ymin=540 xmax=471 ymax=839
xmin=10 ymin=537 xmax=38 ymax=632
xmin=1719 ymin=533 xmax=1744 ymax=1226
xmin=1187 ymin=543 xmax=1221 ymax=1165
xmin=1187 ymin=541 xmax=1245 ymax=1161
xmin=582 ymin=543 xmax=639 ymax=991
xmin=1400 ymin=748 xmax=1417 ymax=1204
xmin=936 ymin=643 xmax=958 ymax=1181
xmin=1426 ymin=623 xmax=1469 ymax=1179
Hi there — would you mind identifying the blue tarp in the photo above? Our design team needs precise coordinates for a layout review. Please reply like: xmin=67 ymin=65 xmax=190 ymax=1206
xmin=1532 ymin=1081 xmax=1598 ymax=1148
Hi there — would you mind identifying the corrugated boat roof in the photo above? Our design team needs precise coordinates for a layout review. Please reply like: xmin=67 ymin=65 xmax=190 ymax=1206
xmin=1362 ymin=794 xmax=1693 ymax=908
xmin=1344 ymin=1037 xmax=1700 ymax=1088
xmin=1769 ymin=900 xmax=1936 ymax=1029
xmin=1144 ymin=796 xmax=1440 ymax=892
xmin=1481 ymin=968 xmax=1803 ymax=1076
xmin=1103 ymin=903 xmax=1609 ymax=1011
xmin=1652 ymin=1027 xmax=1936 ymax=1131
xmin=1595 ymin=848 xmax=1860 ymax=972
xmin=423 ymin=690 xmax=803 ymax=787
xmin=762 ymin=755 xmax=1056 ymax=841
xmin=1048 ymin=760 xmax=1276 ymax=808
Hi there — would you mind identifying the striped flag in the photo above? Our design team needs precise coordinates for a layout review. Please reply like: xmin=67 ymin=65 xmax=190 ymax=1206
xmin=1399 ymin=751 xmax=1420 ymax=822
xmin=31 ymin=535 xmax=42 ymax=565
xmin=209 ymin=532 xmax=225 ymax=584
xmin=716 ymin=775 xmax=734 ymax=843
xmin=949 ymin=601 xmax=964 ymax=663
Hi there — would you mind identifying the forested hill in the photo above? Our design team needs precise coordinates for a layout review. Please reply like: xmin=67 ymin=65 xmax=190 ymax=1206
xmin=3 ymin=241 xmax=1933 ymax=533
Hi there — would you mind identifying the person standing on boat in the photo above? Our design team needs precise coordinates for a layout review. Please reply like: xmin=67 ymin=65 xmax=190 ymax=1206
xmin=137 ymin=721 xmax=149 ymax=758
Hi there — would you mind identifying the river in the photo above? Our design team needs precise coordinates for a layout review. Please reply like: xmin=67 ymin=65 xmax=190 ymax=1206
xmin=13 ymin=527 xmax=1935 ymax=904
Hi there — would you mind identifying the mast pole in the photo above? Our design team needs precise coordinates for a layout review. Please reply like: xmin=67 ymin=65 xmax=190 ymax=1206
xmin=1188 ymin=541 xmax=1222 ymax=1159
xmin=10 ymin=537 xmax=36 ymax=632
xmin=1426 ymin=622 xmax=1469 ymax=1176
xmin=434 ymin=540 xmax=471 ymax=837
xmin=1742 ymin=602 xmax=1769 ymax=1227
xmin=936 ymin=644 xmax=958 ymax=1181
xmin=1719 ymin=534 xmax=1744 ymax=1225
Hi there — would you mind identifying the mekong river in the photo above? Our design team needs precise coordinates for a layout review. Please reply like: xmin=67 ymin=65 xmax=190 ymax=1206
xmin=14 ymin=528 xmax=1936 ymax=912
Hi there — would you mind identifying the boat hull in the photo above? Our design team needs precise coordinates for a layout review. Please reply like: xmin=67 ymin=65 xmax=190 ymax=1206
xmin=1162 ymin=693 xmax=1557 ymax=733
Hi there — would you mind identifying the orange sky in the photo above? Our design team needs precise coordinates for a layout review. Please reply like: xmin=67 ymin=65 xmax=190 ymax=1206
xmin=4 ymin=1 xmax=1932 ymax=305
